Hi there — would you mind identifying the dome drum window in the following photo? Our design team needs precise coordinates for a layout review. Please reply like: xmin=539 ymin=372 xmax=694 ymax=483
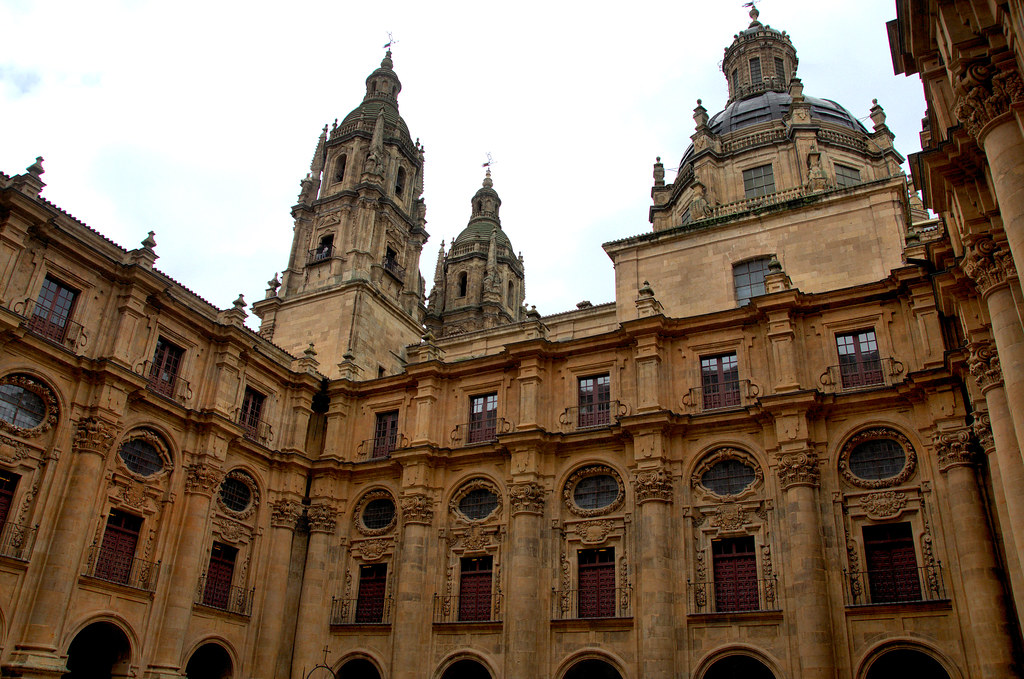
xmin=217 ymin=470 xmax=260 ymax=518
xmin=450 ymin=479 xmax=502 ymax=522
xmin=116 ymin=431 xmax=169 ymax=479
xmin=0 ymin=374 xmax=58 ymax=437
xmin=355 ymin=489 xmax=398 ymax=536
xmin=839 ymin=428 xmax=916 ymax=488
xmin=564 ymin=465 xmax=625 ymax=517
xmin=692 ymin=448 xmax=763 ymax=499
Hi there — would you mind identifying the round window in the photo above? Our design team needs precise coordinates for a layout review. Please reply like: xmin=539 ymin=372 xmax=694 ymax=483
xmin=118 ymin=438 xmax=164 ymax=477
xmin=363 ymin=498 xmax=396 ymax=530
xmin=701 ymin=459 xmax=756 ymax=496
xmin=573 ymin=475 xmax=619 ymax=510
xmin=848 ymin=439 xmax=906 ymax=480
xmin=219 ymin=476 xmax=252 ymax=512
xmin=0 ymin=383 xmax=46 ymax=429
xmin=458 ymin=488 xmax=499 ymax=520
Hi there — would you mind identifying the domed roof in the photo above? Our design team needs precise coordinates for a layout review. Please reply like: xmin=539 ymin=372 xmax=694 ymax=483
xmin=338 ymin=51 xmax=413 ymax=144
xmin=709 ymin=91 xmax=867 ymax=135
xmin=452 ymin=171 xmax=513 ymax=252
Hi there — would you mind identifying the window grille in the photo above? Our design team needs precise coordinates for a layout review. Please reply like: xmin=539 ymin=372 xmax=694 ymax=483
xmin=459 ymin=488 xmax=499 ymax=520
xmin=219 ymin=476 xmax=252 ymax=513
xmin=0 ymin=384 xmax=45 ymax=429
xmin=573 ymin=475 xmax=618 ymax=510
xmin=849 ymin=439 xmax=906 ymax=481
xmin=363 ymin=498 xmax=396 ymax=530
xmin=118 ymin=438 xmax=164 ymax=477
xmin=701 ymin=459 xmax=756 ymax=496
xmin=749 ymin=57 xmax=762 ymax=83
xmin=774 ymin=56 xmax=785 ymax=79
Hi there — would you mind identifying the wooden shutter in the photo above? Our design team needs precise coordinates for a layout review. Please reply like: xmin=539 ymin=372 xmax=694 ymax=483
xmin=355 ymin=564 xmax=388 ymax=623
xmin=96 ymin=511 xmax=141 ymax=585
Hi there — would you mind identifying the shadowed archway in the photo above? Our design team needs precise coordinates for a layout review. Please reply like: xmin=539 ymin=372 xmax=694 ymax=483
xmin=564 ymin=658 xmax=622 ymax=679
xmin=338 ymin=657 xmax=382 ymax=679
xmin=704 ymin=654 xmax=775 ymax=679
xmin=866 ymin=649 xmax=950 ymax=679
xmin=185 ymin=642 xmax=233 ymax=679
xmin=440 ymin=658 xmax=491 ymax=679
xmin=63 ymin=622 xmax=131 ymax=679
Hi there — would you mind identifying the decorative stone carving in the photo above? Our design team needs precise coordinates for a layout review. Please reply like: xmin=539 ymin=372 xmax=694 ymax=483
xmin=935 ymin=427 xmax=978 ymax=471
xmin=573 ymin=519 xmax=616 ymax=545
xmin=973 ymin=412 xmax=995 ymax=453
xmin=967 ymin=340 xmax=1003 ymax=390
xmin=509 ymin=482 xmax=545 ymax=514
xmin=775 ymin=451 xmax=820 ymax=489
xmin=270 ymin=499 xmax=303 ymax=529
xmin=563 ymin=465 xmax=625 ymax=517
xmin=694 ymin=549 xmax=707 ymax=607
xmin=962 ymin=237 xmax=1017 ymax=296
xmin=400 ymin=493 xmax=434 ymax=525
xmin=839 ymin=428 xmax=917 ymax=489
xmin=354 ymin=488 xmax=398 ymax=536
xmin=119 ymin=481 xmax=147 ymax=509
xmin=116 ymin=428 xmax=171 ymax=479
xmin=449 ymin=478 xmax=503 ymax=523
xmin=214 ymin=516 xmax=250 ymax=544
xmin=761 ymin=543 xmax=776 ymax=608
xmin=954 ymin=61 xmax=1024 ymax=138
xmin=710 ymin=503 xmax=749 ymax=531
xmin=307 ymin=503 xmax=338 ymax=533
xmin=358 ymin=538 xmax=391 ymax=561
xmin=184 ymin=463 xmax=222 ymax=495
xmin=845 ymin=528 xmax=862 ymax=598
xmin=452 ymin=524 xmax=493 ymax=552
xmin=0 ymin=434 xmax=30 ymax=463
xmin=216 ymin=469 xmax=261 ymax=520
xmin=860 ymin=490 xmax=908 ymax=520
xmin=634 ymin=468 xmax=673 ymax=503
xmin=691 ymin=447 xmax=763 ymax=499
xmin=72 ymin=417 xmax=116 ymax=456
xmin=0 ymin=374 xmax=59 ymax=437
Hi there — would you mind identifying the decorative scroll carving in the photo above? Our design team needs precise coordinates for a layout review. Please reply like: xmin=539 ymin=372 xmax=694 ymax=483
xmin=119 ymin=481 xmax=147 ymax=509
xmin=619 ymin=556 xmax=630 ymax=609
xmin=16 ymin=482 xmax=38 ymax=526
xmin=216 ymin=469 xmax=261 ymax=520
xmin=354 ymin=489 xmax=398 ymax=536
xmin=967 ymin=340 xmax=1003 ymax=390
xmin=973 ymin=412 xmax=995 ymax=454
xmin=559 ymin=536 xmax=571 ymax=614
xmin=270 ymin=499 xmax=303 ymax=529
xmin=962 ymin=237 xmax=1017 ymax=296
xmin=935 ymin=427 xmax=978 ymax=471
xmin=213 ymin=516 xmax=251 ymax=544
xmin=449 ymin=478 xmax=503 ymax=523
xmin=358 ymin=538 xmax=391 ymax=561
xmin=572 ymin=519 xmax=616 ymax=545
xmin=184 ymin=463 xmax=222 ymax=495
xmin=72 ymin=418 xmax=116 ymax=456
xmin=920 ymin=507 xmax=942 ymax=599
xmin=761 ymin=542 xmax=776 ymax=608
xmin=775 ymin=451 xmax=820 ymax=489
xmin=845 ymin=527 xmax=862 ymax=599
xmin=0 ymin=374 xmax=59 ymax=437
xmin=860 ymin=490 xmax=908 ymax=520
xmin=954 ymin=61 xmax=1024 ymax=138
xmin=307 ymin=503 xmax=338 ymax=534
xmin=634 ymin=468 xmax=673 ymax=503
xmin=0 ymin=433 xmax=31 ymax=463
xmin=563 ymin=465 xmax=625 ymax=517
xmin=694 ymin=549 xmax=707 ymax=609
xmin=400 ymin=493 xmax=434 ymax=525
xmin=710 ymin=503 xmax=750 ymax=531
xmin=839 ymin=428 xmax=917 ymax=489
xmin=509 ymin=482 xmax=545 ymax=514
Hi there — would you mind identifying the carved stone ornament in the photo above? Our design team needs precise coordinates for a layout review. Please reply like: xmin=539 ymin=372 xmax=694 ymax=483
xmin=451 ymin=524 xmax=495 ymax=552
xmin=214 ymin=516 xmax=250 ymax=545
xmin=860 ymin=490 xmax=908 ymax=520
xmin=0 ymin=433 xmax=31 ymax=464
xmin=563 ymin=465 xmax=625 ymax=518
xmin=775 ymin=451 xmax=820 ymax=489
xmin=354 ymin=488 xmax=398 ymax=536
xmin=691 ymin=448 xmax=763 ymax=500
xmin=400 ymin=493 xmax=434 ymax=525
xmin=509 ymin=482 xmax=545 ymax=515
xmin=270 ymin=499 xmax=303 ymax=530
xmin=72 ymin=417 xmax=117 ymax=456
xmin=954 ymin=61 xmax=1024 ymax=139
xmin=216 ymin=469 xmax=261 ymax=520
xmin=966 ymin=340 xmax=1003 ymax=390
xmin=0 ymin=374 xmax=59 ymax=438
xmin=839 ymin=428 xmax=917 ymax=489
xmin=573 ymin=519 xmax=616 ymax=545
xmin=634 ymin=468 xmax=673 ymax=503
xmin=307 ymin=503 xmax=338 ymax=534
xmin=116 ymin=429 xmax=171 ymax=480
xmin=973 ymin=412 xmax=995 ymax=453
xmin=935 ymin=427 xmax=978 ymax=472
xmin=184 ymin=463 xmax=222 ymax=496
xmin=962 ymin=237 xmax=1017 ymax=296
xmin=449 ymin=478 xmax=503 ymax=523
xmin=357 ymin=537 xmax=391 ymax=561
xmin=710 ymin=503 xmax=749 ymax=531
xmin=119 ymin=481 xmax=148 ymax=509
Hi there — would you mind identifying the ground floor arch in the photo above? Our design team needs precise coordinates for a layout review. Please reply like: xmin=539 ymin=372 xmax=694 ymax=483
xmin=62 ymin=621 xmax=131 ymax=678
xmin=184 ymin=641 xmax=233 ymax=679
xmin=439 ymin=658 xmax=492 ymax=679
xmin=563 ymin=658 xmax=623 ymax=679
xmin=337 ymin=657 xmax=382 ymax=679
xmin=702 ymin=654 xmax=775 ymax=679
xmin=866 ymin=649 xmax=950 ymax=679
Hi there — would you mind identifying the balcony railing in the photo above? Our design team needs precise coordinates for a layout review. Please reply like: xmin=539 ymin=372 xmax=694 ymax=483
xmin=308 ymin=245 xmax=334 ymax=265
xmin=450 ymin=418 xmax=512 ymax=446
xmin=433 ymin=593 xmax=503 ymax=623
xmin=819 ymin=357 xmax=904 ymax=393
xmin=331 ymin=596 xmax=394 ymax=625
xmin=559 ymin=401 xmax=627 ymax=431
xmin=381 ymin=256 xmax=406 ymax=280
xmin=0 ymin=522 xmax=36 ymax=561
xmin=356 ymin=433 xmax=408 ymax=460
xmin=195 ymin=575 xmax=254 ymax=616
xmin=844 ymin=565 xmax=945 ymax=606
xmin=687 ymin=577 xmax=779 ymax=614
xmin=235 ymin=409 xmax=273 ymax=445
xmin=682 ymin=380 xmax=760 ymax=413
xmin=11 ymin=298 xmax=88 ymax=351
xmin=135 ymin=360 xmax=193 ymax=404
xmin=552 ymin=586 xmax=632 ymax=620
xmin=82 ymin=542 xmax=160 ymax=592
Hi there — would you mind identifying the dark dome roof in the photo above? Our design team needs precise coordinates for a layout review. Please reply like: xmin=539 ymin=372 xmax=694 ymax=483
xmin=452 ymin=222 xmax=513 ymax=250
xmin=340 ymin=100 xmax=412 ymax=143
xmin=708 ymin=91 xmax=867 ymax=135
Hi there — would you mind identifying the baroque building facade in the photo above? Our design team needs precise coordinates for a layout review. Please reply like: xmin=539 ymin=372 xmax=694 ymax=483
xmin=0 ymin=9 xmax=1020 ymax=679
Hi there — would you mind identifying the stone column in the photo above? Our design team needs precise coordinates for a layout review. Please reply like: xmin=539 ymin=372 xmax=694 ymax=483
xmin=146 ymin=462 xmax=223 ymax=678
xmin=504 ymin=481 xmax=546 ymax=679
xmin=390 ymin=493 xmax=434 ymax=679
xmin=290 ymin=502 xmax=338 ymax=679
xmin=935 ymin=427 xmax=1016 ymax=678
xmin=252 ymin=499 xmax=302 ymax=679
xmin=633 ymin=467 xmax=675 ymax=679
xmin=8 ymin=418 xmax=116 ymax=677
xmin=775 ymin=451 xmax=835 ymax=679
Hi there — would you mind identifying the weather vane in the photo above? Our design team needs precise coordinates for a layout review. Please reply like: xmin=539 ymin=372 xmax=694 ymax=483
xmin=482 ymin=152 xmax=494 ymax=170
xmin=384 ymin=32 xmax=398 ymax=50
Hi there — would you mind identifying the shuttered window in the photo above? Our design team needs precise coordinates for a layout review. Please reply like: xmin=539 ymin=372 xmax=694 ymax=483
xmin=458 ymin=556 xmax=493 ymax=621
xmin=96 ymin=510 xmax=142 ymax=585
xmin=578 ymin=548 xmax=615 ymax=618
xmin=713 ymin=537 xmax=758 ymax=612
xmin=864 ymin=523 xmax=921 ymax=603
xmin=355 ymin=563 xmax=388 ymax=623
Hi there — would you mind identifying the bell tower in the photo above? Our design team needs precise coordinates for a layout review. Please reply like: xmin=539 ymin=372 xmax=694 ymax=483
xmin=253 ymin=50 xmax=428 ymax=380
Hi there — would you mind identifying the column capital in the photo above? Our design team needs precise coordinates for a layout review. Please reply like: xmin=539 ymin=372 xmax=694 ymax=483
xmin=270 ymin=499 xmax=303 ymax=530
xmin=71 ymin=417 xmax=117 ymax=456
xmin=962 ymin=237 xmax=1017 ymax=295
xmin=184 ymin=463 xmax=223 ymax=496
xmin=953 ymin=59 xmax=1024 ymax=140
xmin=966 ymin=339 xmax=1003 ymax=390
xmin=509 ymin=482 xmax=545 ymax=515
xmin=775 ymin=451 xmax=820 ymax=489
xmin=306 ymin=503 xmax=338 ymax=534
xmin=972 ymin=412 xmax=995 ymax=454
xmin=633 ymin=468 xmax=674 ymax=503
xmin=400 ymin=492 xmax=434 ymax=525
xmin=935 ymin=427 xmax=979 ymax=471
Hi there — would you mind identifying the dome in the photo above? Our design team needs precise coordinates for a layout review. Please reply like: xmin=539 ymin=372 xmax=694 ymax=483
xmin=708 ymin=91 xmax=867 ymax=135
xmin=336 ymin=51 xmax=413 ymax=145
xmin=452 ymin=171 xmax=514 ymax=253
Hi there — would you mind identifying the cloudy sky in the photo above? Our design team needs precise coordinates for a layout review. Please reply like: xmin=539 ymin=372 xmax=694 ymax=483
xmin=2 ymin=0 xmax=926 ymax=331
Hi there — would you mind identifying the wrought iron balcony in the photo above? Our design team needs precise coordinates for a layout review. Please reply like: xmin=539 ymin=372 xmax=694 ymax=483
xmin=356 ymin=433 xmax=408 ymax=460
xmin=82 ymin=542 xmax=160 ymax=592
xmin=844 ymin=565 xmax=945 ymax=606
xmin=11 ymin=298 xmax=88 ymax=351
xmin=682 ymin=380 xmax=759 ymax=413
xmin=551 ymin=586 xmax=632 ymax=620
xmin=559 ymin=401 xmax=627 ymax=431
xmin=433 ymin=593 xmax=503 ymax=623
xmin=195 ymin=574 xmax=254 ymax=616
xmin=235 ymin=410 xmax=273 ymax=445
xmin=450 ymin=418 xmax=512 ymax=446
xmin=687 ymin=577 xmax=779 ymax=614
xmin=307 ymin=244 xmax=334 ymax=265
xmin=136 ymin=360 xmax=192 ymax=404
xmin=0 ymin=521 xmax=36 ymax=561
xmin=331 ymin=595 xmax=394 ymax=625
xmin=819 ymin=357 xmax=904 ymax=393
xmin=381 ymin=256 xmax=406 ymax=280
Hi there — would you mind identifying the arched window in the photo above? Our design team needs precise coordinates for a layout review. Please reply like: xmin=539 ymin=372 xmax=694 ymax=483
xmin=507 ymin=281 xmax=515 ymax=307
xmin=334 ymin=155 xmax=347 ymax=183
xmin=395 ymin=167 xmax=406 ymax=197
xmin=458 ymin=272 xmax=468 ymax=297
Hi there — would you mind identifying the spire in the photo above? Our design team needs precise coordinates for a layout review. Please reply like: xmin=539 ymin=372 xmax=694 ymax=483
xmin=428 ymin=240 xmax=446 ymax=313
xmin=362 ymin=108 xmax=388 ymax=179
xmin=722 ymin=7 xmax=798 ymax=103
xmin=363 ymin=49 xmax=402 ymax=107
xmin=310 ymin=124 xmax=327 ymax=175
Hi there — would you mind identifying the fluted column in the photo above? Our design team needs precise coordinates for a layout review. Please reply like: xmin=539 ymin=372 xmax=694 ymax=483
xmin=290 ymin=503 xmax=338 ymax=679
xmin=146 ymin=462 xmax=223 ymax=678
xmin=252 ymin=499 xmax=302 ymax=679
xmin=504 ymin=481 xmax=546 ymax=679
xmin=8 ymin=418 xmax=116 ymax=677
xmin=776 ymin=451 xmax=834 ymax=679
xmin=935 ymin=427 xmax=1016 ymax=678
xmin=391 ymin=493 xmax=434 ymax=679
xmin=633 ymin=467 xmax=675 ymax=679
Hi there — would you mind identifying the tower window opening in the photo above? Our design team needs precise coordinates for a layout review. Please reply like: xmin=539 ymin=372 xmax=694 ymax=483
xmin=395 ymin=167 xmax=406 ymax=197
xmin=458 ymin=272 xmax=468 ymax=297
xmin=314 ymin=235 xmax=334 ymax=262
xmin=731 ymin=69 xmax=739 ymax=93
xmin=774 ymin=57 xmax=785 ymax=80
xmin=749 ymin=57 xmax=762 ymax=84
xmin=507 ymin=281 xmax=515 ymax=308
xmin=335 ymin=155 xmax=347 ymax=183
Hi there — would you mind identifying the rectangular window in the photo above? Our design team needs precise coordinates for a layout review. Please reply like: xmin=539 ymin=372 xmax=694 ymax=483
xmin=578 ymin=548 xmax=616 ymax=618
xmin=468 ymin=393 xmax=498 ymax=444
xmin=713 ymin=536 xmax=759 ymax=612
xmin=458 ymin=555 xmax=494 ymax=621
xmin=148 ymin=337 xmax=184 ymax=398
xmin=239 ymin=387 xmax=265 ymax=438
xmin=577 ymin=374 xmax=611 ymax=428
xmin=28 ymin=276 xmax=78 ymax=343
xmin=0 ymin=470 xmax=19 ymax=528
xmin=355 ymin=563 xmax=388 ymax=623
xmin=742 ymin=164 xmax=775 ymax=198
xmin=701 ymin=353 xmax=741 ymax=410
xmin=864 ymin=523 xmax=921 ymax=603
xmin=749 ymin=57 xmax=762 ymax=83
xmin=836 ymin=330 xmax=883 ymax=389
xmin=733 ymin=257 xmax=771 ymax=306
xmin=835 ymin=163 xmax=862 ymax=188
xmin=96 ymin=510 xmax=142 ymax=586
xmin=731 ymin=69 xmax=739 ymax=93
xmin=373 ymin=410 xmax=399 ymax=458
xmin=202 ymin=542 xmax=237 ymax=610
xmin=774 ymin=56 xmax=786 ymax=79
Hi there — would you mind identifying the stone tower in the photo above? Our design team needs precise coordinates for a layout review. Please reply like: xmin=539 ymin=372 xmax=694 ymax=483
xmin=425 ymin=170 xmax=525 ymax=336
xmin=253 ymin=50 xmax=428 ymax=380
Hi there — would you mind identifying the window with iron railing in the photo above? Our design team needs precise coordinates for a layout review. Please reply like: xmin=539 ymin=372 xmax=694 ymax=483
xmin=356 ymin=563 xmax=389 ymax=623
xmin=701 ymin=353 xmax=741 ymax=410
xmin=578 ymin=548 xmax=616 ymax=618
xmin=459 ymin=556 xmax=494 ymax=622
xmin=202 ymin=542 xmax=237 ymax=610
xmin=96 ymin=510 xmax=143 ymax=586
xmin=836 ymin=330 xmax=884 ymax=389
xmin=712 ymin=537 xmax=759 ymax=612
xmin=468 ymin=394 xmax=498 ymax=444
xmin=27 ymin=276 xmax=78 ymax=343
xmin=309 ymin=235 xmax=334 ymax=264
xmin=373 ymin=410 xmax=399 ymax=458
xmin=863 ymin=522 xmax=921 ymax=603
xmin=239 ymin=387 xmax=265 ymax=439
xmin=577 ymin=374 xmax=610 ymax=428
xmin=148 ymin=338 xmax=184 ymax=398
xmin=0 ymin=470 xmax=19 ymax=536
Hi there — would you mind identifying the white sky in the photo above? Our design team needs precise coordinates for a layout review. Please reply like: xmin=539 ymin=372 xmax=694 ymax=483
xmin=2 ymin=0 xmax=927 ymax=332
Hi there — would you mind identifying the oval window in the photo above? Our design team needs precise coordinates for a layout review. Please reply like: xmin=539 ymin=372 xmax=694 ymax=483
xmin=701 ymin=459 xmax=756 ymax=496
xmin=0 ymin=383 xmax=46 ymax=429
xmin=573 ymin=474 xmax=619 ymax=510
xmin=219 ymin=476 xmax=252 ymax=512
xmin=118 ymin=438 xmax=164 ymax=477
xmin=458 ymin=487 xmax=499 ymax=520
xmin=849 ymin=439 xmax=906 ymax=480
xmin=363 ymin=498 xmax=396 ymax=530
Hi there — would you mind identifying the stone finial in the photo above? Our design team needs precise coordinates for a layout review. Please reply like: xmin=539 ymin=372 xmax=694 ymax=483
xmin=304 ymin=343 xmax=317 ymax=358
xmin=27 ymin=156 xmax=44 ymax=177
xmin=142 ymin=231 xmax=157 ymax=250
xmin=764 ymin=258 xmax=792 ymax=293
xmin=869 ymin=98 xmax=887 ymax=130
xmin=636 ymin=281 xmax=663 ymax=317
xmin=483 ymin=167 xmax=493 ymax=189
xmin=267 ymin=272 xmax=281 ymax=295
xmin=653 ymin=157 xmax=665 ymax=187
xmin=788 ymin=77 xmax=804 ymax=101
xmin=526 ymin=305 xmax=541 ymax=319
xmin=576 ymin=300 xmax=593 ymax=309
xmin=233 ymin=294 xmax=247 ymax=312
xmin=693 ymin=100 xmax=709 ymax=128
xmin=768 ymin=257 xmax=782 ymax=273
xmin=748 ymin=4 xmax=760 ymax=25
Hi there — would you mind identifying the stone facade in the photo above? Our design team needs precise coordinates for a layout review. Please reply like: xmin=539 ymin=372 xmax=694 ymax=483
xmin=0 ymin=9 xmax=1020 ymax=679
